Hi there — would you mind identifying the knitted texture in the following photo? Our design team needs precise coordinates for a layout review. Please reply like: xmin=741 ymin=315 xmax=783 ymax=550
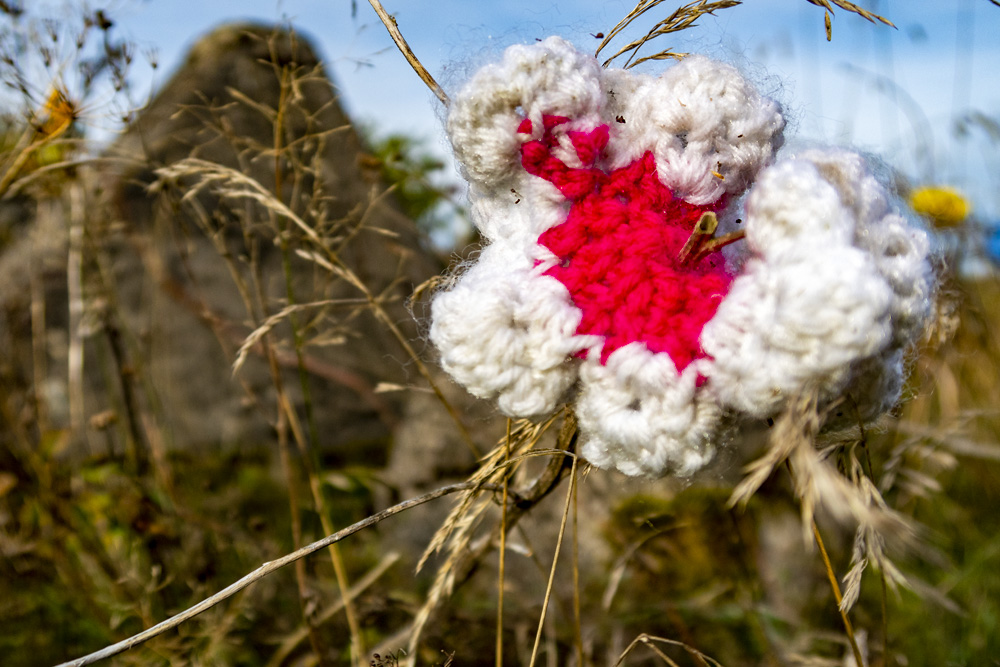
xmin=431 ymin=37 xmax=934 ymax=477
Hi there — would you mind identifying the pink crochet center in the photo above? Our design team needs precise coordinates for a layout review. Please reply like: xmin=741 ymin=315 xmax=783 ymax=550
xmin=519 ymin=115 xmax=733 ymax=371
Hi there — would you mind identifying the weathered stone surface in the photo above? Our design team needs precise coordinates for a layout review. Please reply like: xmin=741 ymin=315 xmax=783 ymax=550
xmin=0 ymin=23 xmax=451 ymax=464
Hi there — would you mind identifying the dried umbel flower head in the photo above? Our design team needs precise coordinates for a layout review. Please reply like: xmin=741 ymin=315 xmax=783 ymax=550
xmin=430 ymin=37 xmax=934 ymax=477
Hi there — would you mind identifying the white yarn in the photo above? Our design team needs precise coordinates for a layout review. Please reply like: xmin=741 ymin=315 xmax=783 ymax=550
xmin=447 ymin=37 xmax=605 ymax=192
xmin=611 ymin=55 xmax=786 ymax=203
xmin=431 ymin=38 xmax=934 ymax=477
xmin=576 ymin=345 xmax=720 ymax=477
xmin=701 ymin=150 xmax=933 ymax=418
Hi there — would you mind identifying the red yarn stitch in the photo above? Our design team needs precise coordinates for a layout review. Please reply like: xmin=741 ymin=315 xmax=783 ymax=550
xmin=520 ymin=115 xmax=732 ymax=371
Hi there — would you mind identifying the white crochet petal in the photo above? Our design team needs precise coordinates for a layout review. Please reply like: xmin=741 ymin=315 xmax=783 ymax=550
xmin=790 ymin=148 xmax=897 ymax=226
xmin=429 ymin=243 xmax=594 ymax=418
xmin=701 ymin=148 xmax=932 ymax=419
xmin=743 ymin=159 xmax=856 ymax=256
xmin=858 ymin=213 xmax=934 ymax=345
xmin=447 ymin=36 xmax=605 ymax=190
xmin=469 ymin=186 xmax=570 ymax=245
xmin=576 ymin=345 xmax=719 ymax=477
xmin=703 ymin=247 xmax=894 ymax=417
xmin=617 ymin=55 xmax=784 ymax=204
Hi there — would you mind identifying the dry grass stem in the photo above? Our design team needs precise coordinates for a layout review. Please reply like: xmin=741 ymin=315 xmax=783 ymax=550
xmin=528 ymin=458 xmax=578 ymax=667
xmin=232 ymin=299 xmax=367 ymax=375
xmin=599 ymin=0 xmax=894 ymax=68
xmin=811 ymin=519 xmax=866 ymax=667
xmin=571 ymin=466 xmax=584 ymax=667
xmin=417 ymin=415 xmax=561 ymax=571
xmin=596 ymin=0 xmax=741 ymax=68
xmin=726 ymin=385 xmax=934 ymax=665
xmin=54 ymin=481 xmax=489 ymax=667
xmin=806 ymin=0 xmax=894 ymax=28
xmin=729 ymin=391 xmax=917 ymax=560
xmin=365 ymin=0 xmax=449 ymax=105
xmin=265 ymin=553 xmax=403 ymax=667
xmin=496 ymin=419 xmax=512 ymax=667
xmin=407 ymin=413 xmax=577 ymax=661
xmin=156 ymin=158 xmax=325 ymax=246
xmin=612 ymin=633 xmax=724 ymax=667
xmin=156 ymin=156 xmax=481 ymax=456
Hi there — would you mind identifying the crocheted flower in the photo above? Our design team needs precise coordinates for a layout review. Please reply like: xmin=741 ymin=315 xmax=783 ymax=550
xmin=431 ymin=37 xmax=934 ymax=477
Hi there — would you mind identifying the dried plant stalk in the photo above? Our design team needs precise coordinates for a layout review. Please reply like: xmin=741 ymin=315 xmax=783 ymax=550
xmin=156 ymin=156 xmax=480 ymax=455
xmin=54 ymin=481 xmax=490 ymax=667
xmin=612 ymin=633 xmax=724 ymax=667
xmin=367 ymin=0 xmax=449 ymax=105
xmin=811 ymin=519 xmax=866 ymax=667
xmin=806 ymin=0 xmax=895 ymax=28
xmin=407 ymin=412 xmax=577 ymax=661
xmin=528 ymin=457 xmax=578 ymax=667
xmin=596 ymin=0 xmax=741 ymax=68
xmin=599 ymin=0 xmax=894 ymax=68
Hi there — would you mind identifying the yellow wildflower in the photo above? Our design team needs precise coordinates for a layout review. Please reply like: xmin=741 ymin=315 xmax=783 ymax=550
xmin=909 ymin=186 xmax=971 ymax=228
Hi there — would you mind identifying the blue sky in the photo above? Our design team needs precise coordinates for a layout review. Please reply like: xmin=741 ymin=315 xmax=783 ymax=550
xmin=100 ymin=1 xmax=1000 ymax=221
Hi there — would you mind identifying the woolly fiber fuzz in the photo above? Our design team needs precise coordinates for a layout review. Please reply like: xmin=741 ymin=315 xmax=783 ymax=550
xmin=431 ymin=37 xmax=934 ymax=478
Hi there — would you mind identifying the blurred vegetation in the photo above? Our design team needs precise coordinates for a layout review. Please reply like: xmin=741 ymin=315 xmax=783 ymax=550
xmin=361 ymin=131 xmax=465 ymax=244
xmin=1 ymin=3 xmax=1000 ymax=667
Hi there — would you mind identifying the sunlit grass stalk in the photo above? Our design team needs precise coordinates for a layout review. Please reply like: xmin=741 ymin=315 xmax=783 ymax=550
xmin=512 ymin=523 xmax=577 ymax=631
xmin=64 ymin=189 xmax=86 ymax=451
xmin=571 ymin=462 xmax=583 ymax=667
xmin=0 ymin=123 xmax=75 ymax=197
xmin=496 ymin=419 xmax=511 ymax=667
xmin=269 ymin=56 xmax=365 ymax=667
xmin=240 ymin=207 xmax=333 ymax=661
xmin=857 ymin=418 xmax=890 ymax=666
xmin=282 ymin=387 xmax=366 ymax=667
xmin=528 ymin=457 xmax=577 ymax=667
xmin=366 ymin=0 xmax=449 ymax=105
xmin=811 ymin=517 xmax=866 ymax=667
xmin=56 ymin=480 xmax=492 ymax=667
xmin=407 ymin=416 xmax=571 ymax=660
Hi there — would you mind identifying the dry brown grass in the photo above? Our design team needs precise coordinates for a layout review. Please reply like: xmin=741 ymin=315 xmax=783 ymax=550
xmin=4 ymin=6 xmax=1000 ymax=667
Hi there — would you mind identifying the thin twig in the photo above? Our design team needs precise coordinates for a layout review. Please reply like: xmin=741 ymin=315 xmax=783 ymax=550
xmin=528 ymin=458 xmax=578 ymax=667
xmin=612 ymin=633 xmax=724 ymax=667
xmin=407 ymin=418 xmax=577 ymax=660
xmin=366 ymin=0 xmax=449 ymax=105
xmin=571 ymin=464 xmax=584 ymax=667
xmin=812 ymin=519 xmax=867 ymax=667
xmin=496 ymin=419 xmax=512 ymax=667
xmin=270 ymin=50 xmax=366 ymax=667
xmin=157 ymin=158 xmax=479 ymax=455
xmin=53 ymin=481 xmax=488 ymax=667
